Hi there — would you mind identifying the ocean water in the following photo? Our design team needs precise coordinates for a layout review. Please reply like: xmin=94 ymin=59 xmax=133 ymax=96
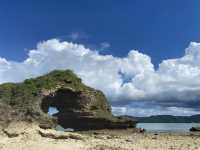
xmin=48 ymin=107 xmax=59 ymax=115
xmin=137 ymin=123 xmax=200 ymax=133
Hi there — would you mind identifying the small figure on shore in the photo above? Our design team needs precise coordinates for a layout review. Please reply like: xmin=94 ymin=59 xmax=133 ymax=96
xmin=138 ymin=128 xmax=146 ymax=133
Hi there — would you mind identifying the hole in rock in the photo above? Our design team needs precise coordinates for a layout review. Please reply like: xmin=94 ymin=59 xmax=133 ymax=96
xmin=41 ymin=88 xmax=80 ymax=130
xmin=48 ymin=107 xmax=59 ymax=116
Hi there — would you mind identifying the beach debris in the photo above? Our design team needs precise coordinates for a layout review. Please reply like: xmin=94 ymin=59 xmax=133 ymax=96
xmin=125 ymin=139 xmax=132 ymax=142
xmin=152 ymin=136 xmax=157 ymax=140
xmin=92 ymin=131 xmax=101 ymax=135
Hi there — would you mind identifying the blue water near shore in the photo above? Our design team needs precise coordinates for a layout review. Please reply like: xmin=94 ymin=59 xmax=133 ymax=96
xmin=48 ymin=107 xmax=59 ymax=115
xmin=137 ymin=123 xmax=200 ymax=133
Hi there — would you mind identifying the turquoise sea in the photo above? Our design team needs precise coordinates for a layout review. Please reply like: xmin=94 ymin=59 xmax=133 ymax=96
xmin=137 ymin=123 xmax=200 ymax=132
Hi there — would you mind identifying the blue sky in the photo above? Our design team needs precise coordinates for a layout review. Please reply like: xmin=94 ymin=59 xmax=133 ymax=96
xmin=1 ymin=0 xmax=200 ymax=64
xmin=1 ymin=0 xmax=200 ymax=116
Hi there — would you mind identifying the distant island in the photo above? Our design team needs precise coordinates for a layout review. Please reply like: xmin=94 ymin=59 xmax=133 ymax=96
xmin=134 ymin=115 xmax=200 ymax=123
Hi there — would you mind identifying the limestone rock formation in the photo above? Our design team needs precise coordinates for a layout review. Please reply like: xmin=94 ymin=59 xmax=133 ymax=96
xmin=38 ymin=128 xmax=84 ymax=140
xmin=0 ymin=70 xmax=136 ymax=130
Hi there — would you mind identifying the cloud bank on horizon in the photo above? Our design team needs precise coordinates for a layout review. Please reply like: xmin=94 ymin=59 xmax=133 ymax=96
xmin=1 ymin=39 xmax=200 ymax=116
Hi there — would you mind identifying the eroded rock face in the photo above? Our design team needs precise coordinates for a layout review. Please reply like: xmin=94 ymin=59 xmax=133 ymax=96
xmin=0 ymin=70 xmax=136 ymax=130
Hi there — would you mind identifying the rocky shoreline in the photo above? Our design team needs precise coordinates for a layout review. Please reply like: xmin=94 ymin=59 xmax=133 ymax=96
xmin=0 ymin=70 xmax=199 ymax=150
xmin=0 ymin=122 xmax=200 ymax=150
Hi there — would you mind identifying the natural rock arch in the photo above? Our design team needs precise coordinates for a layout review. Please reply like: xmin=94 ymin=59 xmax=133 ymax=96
xmin=40 ymin=87 xmax=114 ymax=129
xmin=0 ymin=70 xmax=137 ymax=130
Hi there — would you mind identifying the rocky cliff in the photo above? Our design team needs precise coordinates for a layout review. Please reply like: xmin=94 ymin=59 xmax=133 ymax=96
xmin=0 ymin=70 xmax=136 ymax=130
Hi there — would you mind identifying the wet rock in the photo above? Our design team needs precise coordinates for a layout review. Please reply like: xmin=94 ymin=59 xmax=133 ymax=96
xmin=190 ymin=127 xmax=200 ymax=132
xmin=39 ymin=123 xmax=53 ymax=129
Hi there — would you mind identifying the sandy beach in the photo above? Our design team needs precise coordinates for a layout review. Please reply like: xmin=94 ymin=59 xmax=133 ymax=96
xmin=0 ymin=123 xmax=200 ymax=150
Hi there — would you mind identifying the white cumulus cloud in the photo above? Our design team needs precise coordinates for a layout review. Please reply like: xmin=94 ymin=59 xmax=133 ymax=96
xmin=1 ymin=39 xmax=200 ymax=116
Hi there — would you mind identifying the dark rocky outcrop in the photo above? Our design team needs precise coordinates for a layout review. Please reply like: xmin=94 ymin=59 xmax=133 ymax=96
xmin=190 ymin=127 xmax=200 ymax=132
xmin=0 ymin=70 xmax=136 ymax=130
